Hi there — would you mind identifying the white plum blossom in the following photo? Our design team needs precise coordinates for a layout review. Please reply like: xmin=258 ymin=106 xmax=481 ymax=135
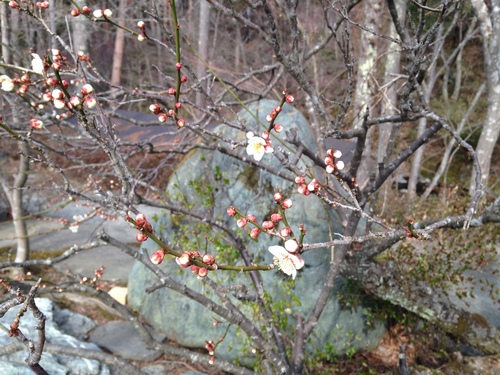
xmin=0 ymin=75 xmax=14 ymax=91
xmin=246 ymin=136 xmax=267 ymax=161
xmin=269 ymin=245 xmax=304 ymax=280
xmin=31 ymin=53 xmax=45 ymax=75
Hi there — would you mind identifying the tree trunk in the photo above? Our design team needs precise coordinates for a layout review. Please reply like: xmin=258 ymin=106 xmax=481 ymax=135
xmin=0 ymin=2 xmax=10 ymax=64
xmin=111 ymin=0 xmax=127 ymax=87
xmin=195 ymin=0 xmax=210 ymax=109
xmin=353 ymin=0 xmax=383 ymax=188
xmin=470 ymin=0 xmax=500 ymax=194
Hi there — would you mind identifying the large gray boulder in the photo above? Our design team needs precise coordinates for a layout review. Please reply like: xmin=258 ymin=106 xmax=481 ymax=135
xmin=128 ymin=100 xmax=385 ymax=363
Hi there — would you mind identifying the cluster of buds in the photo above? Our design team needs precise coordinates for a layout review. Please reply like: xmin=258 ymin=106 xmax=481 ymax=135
xmin=228 ymin=191 xmax=294 ymax=241
xmin=132 ymin=213 xmax=153 ymax=242
xmin=137 ymin=20 xmax=148 ymax=41
xmin=324 ymin=148 xmax=345 ymax=174
xmin=295 ymin=176 xmax=321 ymax=195
xmin=35 ymin=1 xmax=49 ymax=8
xmin=93 ymin=8 xmax=113 ymax=19
xmin=149 ymin=102 xmax=185 ymax=128
xmin=205 ymin=339 xmax=216 ymax=356
xmin=94 ymin=265 xmax=105 ymax=279
xmin=176 ymin=251 xmax=217 ymax=278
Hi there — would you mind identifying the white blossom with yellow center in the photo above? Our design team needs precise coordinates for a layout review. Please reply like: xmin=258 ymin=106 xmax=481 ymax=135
xmin=246 ymin=136 xmax=267 ymax=161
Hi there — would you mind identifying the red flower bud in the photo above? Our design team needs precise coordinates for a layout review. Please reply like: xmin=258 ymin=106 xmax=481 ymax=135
xmin=150 ymin=249 xmax=166 ymax=265
xmin=180 ymin=75 xmax=188 ymax=83
xmin=285 ymin=95 xmax=294 ymax=103
xmin=158 ymin=113 xmax=168 ymax=123
xmin=281 ymin=199 xmax=293 ymax=209
xmin=271 ymin=213 xmax=283 ymax=222
xmin=9 ymin=1 xmax=20 ymax=9
xmin=237 ymin=218 xmax=247 ymax=228
xmin=280 ymin=227 xmax=292 ymax=237
xmin=149 ymin=103 xmax=161 ymax=114
xmin=202 ymin=254 xmax=215 ymax=265
xmin=295 ymin=176 xmax=306 ymax=184
xmin=246 ymin=214 xmax=257 ymax=223
xmin=135 ymin=213 xmax=147 ymax=226
xmin=262 ymin=220 xmax=274 ymax=230
xmin=136 ymin=232 xmax=148 ymax=242
xmin=250 ymin=228 xmax=261 ymax=239
xmin=71 ymin=8 xmax=80 ymax=16
xmin=175 ymin=62 xmax=182 ymax=70
xmin=177 ymin=119 xmax=185 ymax=127
xmin=227 ymin=206 xmax=237 ymax=217
xmin=168 ymin=87 xmax=176 ymax=95
xmin=274 ymin=192 xmax=282 ymax=202
xmin=198 ymin=267 xmax=208 ymax=278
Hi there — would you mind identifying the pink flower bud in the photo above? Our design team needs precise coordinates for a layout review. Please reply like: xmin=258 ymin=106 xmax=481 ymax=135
xmin=81 ymin=83 xmax=94 ymax=95
xmin=61 ymin=80 xmax=69 ymax=88
xmin=208 ymin=356 xmax=215 ymax=365
xmin=274 ymin=106 xmax=282 ymax=113
xmin=137 ymin=21 xmax=145 ymax=30
xmin=52 ymin=89 xmax=63 ymax=99
xmin=308 ymin=179 xmax=320 ymax=192
xmin=150 ymin=249 xmax=166 ymax=265
xmin=9 ymin=1 xmax=20 ymax=9
xmin=198 ymin=267 xmax=208 ymax=278
xmin=250 ymin=228 xmax=261 ymax=238
xmin=175 ymin=62 xmax=182 ymax=70
xmin=70 ymin=96 xmax=81 ymax=107
xmin=280 ymin=227 xmax=292 ymax=237
xmin=103 ymin=9 xmax=112 ymax=17
xmin=29 ymin=118 xmax=43 ymax=130
xmin=135 ymin=213 xmax=147 ymax=227
xmin=143 ymin=221 xmax=153 ymax=233
xmin=237 ymin=218 xmax=248 ymax=228
xmin=325 ymin=156 xmax=334 ymax=165
xmin=51 ymin=62 xmax=61 ymax=70
xmin=273 ymin=123 xmax=283 ymax=133
xmin=136 ymin=232 xmax=148 ymax=242
xmin=190 ymin=265 xmax=199 ymax=274
xmin=149 ymin=103 xmax=161 ymax=114
xmin=71 ymin=8 xmax=80 ymax=16
xmin=93 ymin=9 xmax=104 ymax=18
xmin=261 ymin=131 xmax=270 ymax=139
xmin=202 ymin=254 xmax=215 ymax=265
xmin=246 ymin=214 xmax=257 ymax=223
xmin=326 ymin=164 xmax=335 ymax=174
xmin=274 ymin=192 xmax=282 ymax=202
xmin=137 ymin=34 xmax=146 ymax=42
xmin=175 ymin=102 xmax=182 ymax=109
xmin=284 ymin=239 xmax=299 ymax=253
xmin=281 ymin=199 xmax=293 ymax=209
xmin=82 ymin=6 xmax=90 ymax=15
xmin=176 ymin=252 xmax=192 ymax=268
xmin=168 ymin=109 xmax=175 ymax=117
xmin=262 ymin=221 xmax=274 ymax=230
xmin=180 ymin=75 xmax=188 ymax=83
xmin=177 ymin=119 xmax=185 ymax=127
xmin=336 ymin=160 xmax=345 ymax=171
xmin=158 ymin=113 xmax=167 ymax=123
xmin=271 ymin=213 xmax=282 ymax=222
xmin=46 ymin=77 xmax=58 ymax=86
xmin=53 ymin=98 xmax=65 ymax=109
xmin=18 ymin=85 xmax=28 ymax=94
xmin=168 ymin=87 xmax=176 ymax=95
xmin=42 ymin=92 xmax=52 ymax=101
xmin=226 ymin=206 xmax=237 ymax=217
xmin=295 ymin=176 xmax=306 ymax=184
xmin=285 ymin=95 xmax=294 ymax=103
xmin=266 ymin=114 xmax=273 ymax=122
xmin=84 ymin=96 xmax=96 ymax=109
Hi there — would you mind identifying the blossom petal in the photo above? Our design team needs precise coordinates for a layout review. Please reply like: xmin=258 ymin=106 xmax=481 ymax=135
xmin=31 ymin=53 xmax=45 ymax=75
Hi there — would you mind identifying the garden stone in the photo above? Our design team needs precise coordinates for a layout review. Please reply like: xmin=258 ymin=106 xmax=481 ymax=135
xmin=0 ymin=298 xmax=109 ymax=375
xmin=128 ymin=100 xmax=386 ymax=363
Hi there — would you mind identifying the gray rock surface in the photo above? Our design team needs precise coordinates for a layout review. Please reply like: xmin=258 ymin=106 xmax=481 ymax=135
xmin=0 ymin=298 xmax=109 ymax=375
xmin=128 ymin=100 xmax=386 ymax=363
xmin=88 ymin=321 xmax=161 ymax=362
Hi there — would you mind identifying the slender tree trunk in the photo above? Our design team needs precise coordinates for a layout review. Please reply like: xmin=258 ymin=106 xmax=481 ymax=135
xmin=111 ymin=0 xmax=127 ymax=87
xmin=353 ymin=0 xmax=383 ymax=188
xmin=470 ymin=0 xmax=500 ymax=194
xmin=0 ymin=2 xmax=10 ymax=64
xmin=196 ymin=0 xmax=210 ymax=109
xmin=72 ymin=0 xmax=90 ymax=55
xmin=1 ymin=5 xmax=30 ymax=265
